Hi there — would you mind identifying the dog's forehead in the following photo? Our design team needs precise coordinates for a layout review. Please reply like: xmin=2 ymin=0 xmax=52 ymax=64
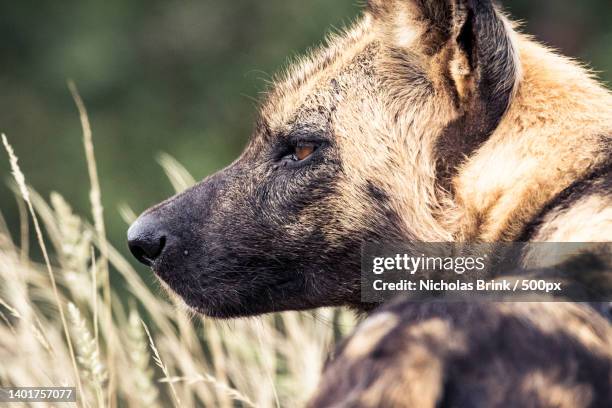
xmin=257 ymin=15 xmax=377 ymax=138
xmin=264 ymin=89 xmax=335 ymax=137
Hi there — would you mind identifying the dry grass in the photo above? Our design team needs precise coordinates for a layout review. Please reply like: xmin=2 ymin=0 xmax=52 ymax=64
xmin=0 ymin=98 xmax=355 ymax=407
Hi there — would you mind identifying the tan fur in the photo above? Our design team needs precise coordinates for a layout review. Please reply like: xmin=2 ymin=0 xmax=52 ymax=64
xmin=521 ymin=370 xmax=593 ymax=408
xmin=358 ymin=319 xmax=463 ymax=408
xmin=531 ymin=194 xmax=612 ymax=242
xmin=497 ymin=302 xmax=612 ymax=356
xmin=324 ymin=317 xmax=466 ymax=408
xmin=453 ymin=38 xmax=612 ymax=241
xmin=344 ymin=312 xmax=399 ymax=359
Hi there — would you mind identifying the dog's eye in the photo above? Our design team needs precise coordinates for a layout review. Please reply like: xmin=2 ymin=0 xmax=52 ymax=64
xmin=295 ymin=144 xmax=315 ymax=161
xmin=281 ymin=142 xmax=318 ymax=164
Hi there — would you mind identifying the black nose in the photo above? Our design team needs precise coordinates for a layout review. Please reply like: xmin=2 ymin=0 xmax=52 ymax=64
xmin=127 ymin=214 xmax=167 ymax=266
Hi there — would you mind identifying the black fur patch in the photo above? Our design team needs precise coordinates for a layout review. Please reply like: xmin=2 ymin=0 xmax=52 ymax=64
xmin=435 ymin=107 xmax=495 ymax=189
xmin=365 ymin=180 xmax=409 ymax=243
xmin=366 ymin=181 xmax=390 ymax=204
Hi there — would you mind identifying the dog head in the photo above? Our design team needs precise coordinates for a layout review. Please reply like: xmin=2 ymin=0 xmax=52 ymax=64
xmin=128 ymin=0 xmax=519 ymax=317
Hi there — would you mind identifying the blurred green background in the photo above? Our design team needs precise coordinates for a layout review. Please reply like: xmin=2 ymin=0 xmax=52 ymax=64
xmin=1 ymin=0 xmax=611 ymax=261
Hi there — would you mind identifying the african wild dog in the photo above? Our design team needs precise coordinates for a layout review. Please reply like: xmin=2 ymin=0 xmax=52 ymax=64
xmin=128 ymin=0 xmax=612 ymax=406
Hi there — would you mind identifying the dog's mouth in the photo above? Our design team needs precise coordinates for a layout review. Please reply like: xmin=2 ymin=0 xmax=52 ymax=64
xmin=150 ymin=258 xmax=307 ymax=317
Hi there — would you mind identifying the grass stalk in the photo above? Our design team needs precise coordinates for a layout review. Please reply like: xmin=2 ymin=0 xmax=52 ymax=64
xmin=141 ymin=320 xmax=183 ymax=408
xmin=15 ymin=195 xmax=29 ymax=264
xmin=2 ymin=134 xmax=86 ymax=407
xmin=91 ymin=247 xmax=100 ymax=354
xmin=68 ymin=81 xmax=115 ymax=408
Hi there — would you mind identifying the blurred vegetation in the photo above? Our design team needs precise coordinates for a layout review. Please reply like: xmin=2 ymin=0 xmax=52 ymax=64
xmin=1 ymin=0 xmax=611 ymax=261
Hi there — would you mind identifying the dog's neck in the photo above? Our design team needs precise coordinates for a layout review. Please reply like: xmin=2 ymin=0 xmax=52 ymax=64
xmin=445 ymin=35 xmax=612 ymax=242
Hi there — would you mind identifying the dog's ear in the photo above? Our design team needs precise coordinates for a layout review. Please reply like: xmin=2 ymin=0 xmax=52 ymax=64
xmin=368 ymin=0 xmax=520 ymax=181
xmin=368 ymin=0 xmax=520 ymax=120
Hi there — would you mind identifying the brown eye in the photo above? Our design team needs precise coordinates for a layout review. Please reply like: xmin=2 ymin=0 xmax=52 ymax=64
xmin=295 ymin=144 xmax=315 ymax=161
xmin=278 ymin=141 xmax=322 ymax=167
